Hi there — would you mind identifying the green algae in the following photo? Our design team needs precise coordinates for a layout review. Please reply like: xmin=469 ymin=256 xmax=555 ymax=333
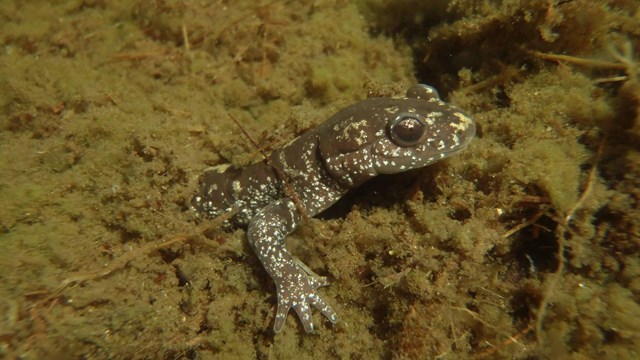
xmin=1 ymin=0 xmax=639 ymax=359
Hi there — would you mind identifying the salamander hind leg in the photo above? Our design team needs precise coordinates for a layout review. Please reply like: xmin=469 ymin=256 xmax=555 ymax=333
xmin=247 ymin=199 xmax=338 ymax=333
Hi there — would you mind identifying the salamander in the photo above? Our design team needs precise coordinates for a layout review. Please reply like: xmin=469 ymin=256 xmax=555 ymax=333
xmin=191 ymin=84 xmax=476 ymax=333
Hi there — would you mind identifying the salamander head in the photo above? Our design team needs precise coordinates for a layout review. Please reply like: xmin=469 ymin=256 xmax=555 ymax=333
xmin=318 ymin=84 xmax=475 ymax=187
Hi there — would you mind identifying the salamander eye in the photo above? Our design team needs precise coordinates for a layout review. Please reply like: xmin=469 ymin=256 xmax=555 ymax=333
xmin=389 ymin=113 xmax=427 ymax=147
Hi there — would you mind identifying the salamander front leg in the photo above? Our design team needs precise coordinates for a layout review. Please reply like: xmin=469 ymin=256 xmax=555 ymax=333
xmin=247 ymin=199 xmax=338 ymax=333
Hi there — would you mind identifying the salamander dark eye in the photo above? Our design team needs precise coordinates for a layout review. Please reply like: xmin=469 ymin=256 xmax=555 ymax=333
xmin=389 ymin=113 xmax=426 ymax=147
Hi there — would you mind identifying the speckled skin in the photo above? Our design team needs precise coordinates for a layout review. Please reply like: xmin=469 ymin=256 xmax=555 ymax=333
xmin=192 ymin=84 xmax=475 ymax=333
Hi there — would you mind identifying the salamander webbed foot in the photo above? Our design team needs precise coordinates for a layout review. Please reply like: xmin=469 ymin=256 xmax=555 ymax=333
xmin=272 ymin=258 xmax=338 ymax=333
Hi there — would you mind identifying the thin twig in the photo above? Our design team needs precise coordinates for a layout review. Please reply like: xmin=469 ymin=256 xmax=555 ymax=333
xmin=60 ymin=235 xmax=190 ymax=288
xmin=534 ymin=140 xmax=604 ymax=343
xmin=530 ymin=50 xmax=627 ymax=70
xmin=501 ymin=209 xmax=547 ymax=239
